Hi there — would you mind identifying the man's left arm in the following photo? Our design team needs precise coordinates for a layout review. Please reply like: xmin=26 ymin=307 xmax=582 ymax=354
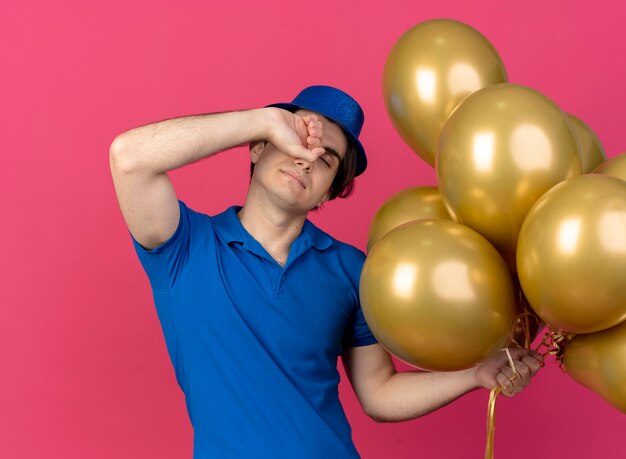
xmin=341 ymin=343 xmax=543 ymax=422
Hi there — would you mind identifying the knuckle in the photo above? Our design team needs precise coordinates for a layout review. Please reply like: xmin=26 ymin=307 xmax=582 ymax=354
xmin=518 ymin=363 xmax=530 ymax=376
xmin=523 ymin=356 xmax=540 ymax=372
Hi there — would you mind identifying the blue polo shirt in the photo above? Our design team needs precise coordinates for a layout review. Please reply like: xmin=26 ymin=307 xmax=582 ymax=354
xmin=132 ymin=200 xmax=377 ymax=458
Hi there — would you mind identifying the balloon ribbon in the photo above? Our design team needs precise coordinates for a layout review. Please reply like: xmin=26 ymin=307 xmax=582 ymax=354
xmin=484 ymin=384 xmax=501 ymax=459
xmin=535 ymin=330 xmax=568 ymax=370
xmin=513 ymin=290 xmax=541 ymax=348
xmin=484 ymin=349 xmax=518 ymax=459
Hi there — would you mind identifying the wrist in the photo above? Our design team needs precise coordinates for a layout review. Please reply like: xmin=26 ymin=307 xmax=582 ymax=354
xmin=253 ymin=107 xmax=285 ymax=143
xmin=460 ymin=366 xmax=482 ymax=391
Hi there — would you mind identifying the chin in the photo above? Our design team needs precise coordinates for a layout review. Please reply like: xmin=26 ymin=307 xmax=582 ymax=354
xmin=267 ymin=190 xmax=310 ymax=213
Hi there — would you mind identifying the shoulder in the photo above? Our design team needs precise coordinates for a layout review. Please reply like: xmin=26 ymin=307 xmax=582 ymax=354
xmin=170 ymin=201 xmax=236 ymax=246
xmin=330 ymin=236 xmax=366 ymax=266
xmin=181 ymin=201 xmax=238 ymax=227
xmin=305 ymin=219 xmax=365 ymax=267
xmin=178 ymin=200 xmax=207 ymax=221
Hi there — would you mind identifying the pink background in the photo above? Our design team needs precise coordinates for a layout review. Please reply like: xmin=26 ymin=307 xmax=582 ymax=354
xmin=3 ymin=1 xmax=625 ymax=458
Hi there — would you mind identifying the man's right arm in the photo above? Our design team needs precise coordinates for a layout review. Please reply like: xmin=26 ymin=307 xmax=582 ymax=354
xmin=109 ymin=108 xmax=323 ymax=250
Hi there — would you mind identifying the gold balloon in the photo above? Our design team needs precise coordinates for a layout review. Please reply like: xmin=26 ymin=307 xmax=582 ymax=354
xmin=517 ymin=175 xmax=626 ymax=334
xmin=567 ymin=114 xmax=607 ymax=173
xmin=367 ymin=186 xmax=451 ymax=252
xmin=437 ymin=84 xmax=582 ymax=270
xmin=564 ymin=320 xmax=626 ymax=413
xmin=593 ymin=151 xmax=626 ymax=180
xmin=383 ymin=19 xmax=507 ymax=166
xmin=360 ymin=219 xmax=516 ymax=371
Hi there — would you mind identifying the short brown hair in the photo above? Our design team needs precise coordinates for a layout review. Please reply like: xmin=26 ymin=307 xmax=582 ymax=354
xmin=327 ymin=137 xmax=357 ymax=200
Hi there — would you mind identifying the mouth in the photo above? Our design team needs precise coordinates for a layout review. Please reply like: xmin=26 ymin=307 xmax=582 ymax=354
xmin=281 ymin=170 xmax=306 ymax=188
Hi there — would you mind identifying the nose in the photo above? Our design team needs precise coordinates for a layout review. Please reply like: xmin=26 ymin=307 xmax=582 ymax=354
xmin=295 ymin=157 xmax=312 ymax=172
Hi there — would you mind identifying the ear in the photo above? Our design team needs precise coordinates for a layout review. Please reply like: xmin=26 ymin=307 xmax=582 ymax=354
xmin=250 ymin=141 xmax=267 ymax=164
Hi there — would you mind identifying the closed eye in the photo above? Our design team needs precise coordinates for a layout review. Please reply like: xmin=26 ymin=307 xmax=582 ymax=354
xmin=319 ymin=156 xmax=331 ymax=167
xmin=321 ymin=147 xmax=342 ymax=168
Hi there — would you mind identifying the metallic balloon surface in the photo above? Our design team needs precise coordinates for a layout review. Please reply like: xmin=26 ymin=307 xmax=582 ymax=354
xmin=593 ymin=151 xmax=626 ymax=180
xmin=437 ymin=84 xmax=582 ymax=269
xmin=360 ymin=219 xmax=516 ymax=371
xmin=564 ymin=320 xmax=626 ymax=413
xmin=367 ymin=186 xmax=451 ymax=252
xmin=567 ymin=114 xmax=606 ymax=173
xmin=383 ymin=19 xmax=507 ymax=166
xmin=517 ymin=175 xmax=626 ymax=334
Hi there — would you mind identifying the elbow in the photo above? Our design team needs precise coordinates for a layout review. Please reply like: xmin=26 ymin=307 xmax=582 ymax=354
xmin=109 ymin=134 xmax=137 ymax=174
xmin=363 ymin=399 xmax=422 ymax=423
xmin=362 ymin=403 xmax=393 ymax=424
xmin=366 ymin=411 xmax=395 ymax=424
xmin=366 ymin=409 xmax=418 ymax=424
xmin=367 ymin=413 xmax=389 ymax=424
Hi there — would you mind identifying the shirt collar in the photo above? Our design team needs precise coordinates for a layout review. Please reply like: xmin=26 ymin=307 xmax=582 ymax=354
xmin=213 ymin=206 xmax=333 ymax=253
xmin=212 ymin=206 xmax=246 ymax=245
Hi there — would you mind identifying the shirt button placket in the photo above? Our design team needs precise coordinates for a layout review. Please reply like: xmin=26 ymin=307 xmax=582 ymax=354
xmin=275 ymin=271 xmax=287 ymax=299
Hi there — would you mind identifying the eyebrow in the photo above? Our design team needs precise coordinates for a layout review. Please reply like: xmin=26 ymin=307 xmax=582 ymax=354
xmin=323 ymin=147 xmax=343 ymax=163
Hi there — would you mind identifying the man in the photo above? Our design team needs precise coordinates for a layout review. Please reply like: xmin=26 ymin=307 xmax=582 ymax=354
xmin=110 ymin=85 xmax=542 ymax=458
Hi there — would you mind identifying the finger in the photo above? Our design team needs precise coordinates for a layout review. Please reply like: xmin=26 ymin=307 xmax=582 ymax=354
xmin=302 ymin=114 xmax=319 ymax=124
xmin=307 ymin=136 xmax=321 ymax=149
xmin=487 ymin=348 xmax=527 ymax=369
xmin=504 ymin=347 xmax=532 ymax=361
xmin=289 ymin=146 xmax=319 ymax=163
xmin=513 ymin=361 xmax=531 ymax=387
xmin=304 ymin=116 xmax=323 ymax=133
xmin=521 ymin=355 xmax=542 ymax=375
xmin=507 ymin=349 xmax=544 ymax=372
xmin=309 ymin=147 xmax=326 ymax=157
xmin=529 ymin=349 xmax=544 ymax=364
xmin=499 ymin=364 xmax=525 ymax=394
xmin=496 ymin=372 xmax=515 ymax=397
xmin=499 ymin=364 xmax=515 ymax=380
xmin=307 ymin=124 xmax=322 ymax=138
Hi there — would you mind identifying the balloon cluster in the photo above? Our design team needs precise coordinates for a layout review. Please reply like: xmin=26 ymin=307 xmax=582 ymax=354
xmin=361 ymin=19 xmax=626 ymax=413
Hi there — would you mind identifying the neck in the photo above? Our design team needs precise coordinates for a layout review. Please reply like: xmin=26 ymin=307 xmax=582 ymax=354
xmin=237 ymin=198 xmax=307 ymax=266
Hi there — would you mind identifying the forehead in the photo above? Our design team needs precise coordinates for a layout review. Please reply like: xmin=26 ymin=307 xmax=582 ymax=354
xmin=295 ymin=109 xmax=348 ymax=158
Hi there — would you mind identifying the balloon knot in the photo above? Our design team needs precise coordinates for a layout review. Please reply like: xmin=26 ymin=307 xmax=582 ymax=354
xmin=535 ymin=330 xmax=569 ymax=371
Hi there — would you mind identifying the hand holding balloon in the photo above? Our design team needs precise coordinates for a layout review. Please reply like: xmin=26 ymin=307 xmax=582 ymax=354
xmin=474 ymin=348 xmax=544 ymax=397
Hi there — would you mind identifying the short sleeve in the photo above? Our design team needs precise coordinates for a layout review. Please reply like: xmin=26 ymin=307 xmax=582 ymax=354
xmin=344 ymin=302 xmax=378 ymax=348
xmin=340 ymin=246 xmax=378 ymax=349
xmin=131 ymin=200 xmax=199 ymax=293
